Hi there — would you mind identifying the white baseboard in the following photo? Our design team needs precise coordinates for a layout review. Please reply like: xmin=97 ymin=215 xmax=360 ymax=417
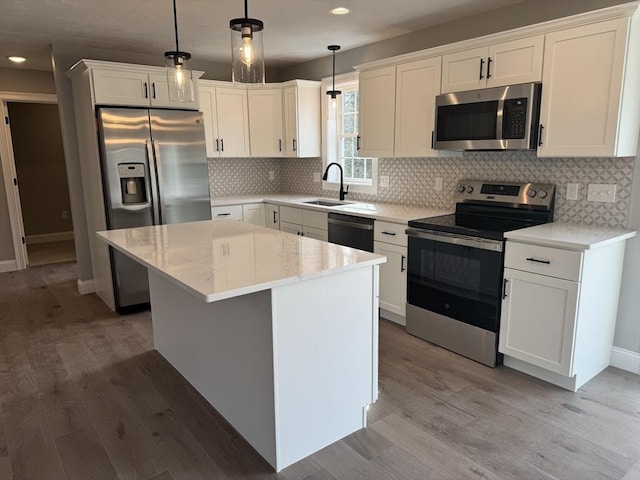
xmin=77 ymin=278 xmax=95 ymax=295
xmin=0 ymin=259 xmax=18 ymax=273
xmin=610 ymin=347 xmax=640 ymax=375
xmin=27 ymin=231 xmax=74 ymax=244
xmin=379 ymin=309 xmax=406 ymax=326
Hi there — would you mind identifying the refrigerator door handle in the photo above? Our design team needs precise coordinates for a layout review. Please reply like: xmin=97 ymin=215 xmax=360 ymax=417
xmin=152 ymin=140 xmax=165 ymax=224
xmin=145 ymin=140 xmax=161 ymax=224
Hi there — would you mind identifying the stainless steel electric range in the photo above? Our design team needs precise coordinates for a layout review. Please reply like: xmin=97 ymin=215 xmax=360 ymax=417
xmin=405 ymin=179 xmax=555 ymax=367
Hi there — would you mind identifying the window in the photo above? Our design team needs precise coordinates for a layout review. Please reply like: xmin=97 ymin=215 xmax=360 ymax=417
xmin=322 ymin=73 xmax=377 ymax=195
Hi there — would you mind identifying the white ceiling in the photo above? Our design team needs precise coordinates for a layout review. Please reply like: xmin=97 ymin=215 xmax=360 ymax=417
xmin=1 ymin=0 xmax=527 ymax=72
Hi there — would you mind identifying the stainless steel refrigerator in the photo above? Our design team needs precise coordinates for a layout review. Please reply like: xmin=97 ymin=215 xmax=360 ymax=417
xmin=97 ymin=107 xmax=211 ymax=312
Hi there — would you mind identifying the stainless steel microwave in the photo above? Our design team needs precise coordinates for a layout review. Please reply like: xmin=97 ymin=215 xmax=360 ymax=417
xmin=434 ymin=82 xmax=542 ymax=151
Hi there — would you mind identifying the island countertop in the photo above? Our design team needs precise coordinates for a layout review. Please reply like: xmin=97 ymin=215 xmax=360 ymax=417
xmin=97 ymin=219 xmax=386 ymax=303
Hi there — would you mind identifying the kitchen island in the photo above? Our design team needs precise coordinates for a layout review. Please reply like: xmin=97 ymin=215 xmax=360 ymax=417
xmin=97 ymin=219 xmax=385 ymax=472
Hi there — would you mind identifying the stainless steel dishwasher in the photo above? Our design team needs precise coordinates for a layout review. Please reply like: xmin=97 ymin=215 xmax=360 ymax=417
xmin=327 ymin=213 xmax=374 ymax=252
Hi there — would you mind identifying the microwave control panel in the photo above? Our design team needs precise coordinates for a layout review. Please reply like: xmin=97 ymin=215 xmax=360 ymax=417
xmin=502 ymin=98 xmax=528 ymax=139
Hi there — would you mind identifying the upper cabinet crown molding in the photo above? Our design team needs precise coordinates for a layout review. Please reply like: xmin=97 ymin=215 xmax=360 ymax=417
xmin=66 ymin=59 xmax=204 ymax=80
xmin=354 ymin=2 xmax=639 ymax=72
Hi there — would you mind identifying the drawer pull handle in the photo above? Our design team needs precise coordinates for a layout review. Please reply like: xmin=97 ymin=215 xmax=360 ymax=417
xmin=502 ymin=278 xmax=508 ymax=299
xmin=381 ymin=231 xmax=396 ymax=236
xmin=526 ymin=257 xmax=551 ymax=264
xmin=217 ymin=213 xmax=231 ymax=217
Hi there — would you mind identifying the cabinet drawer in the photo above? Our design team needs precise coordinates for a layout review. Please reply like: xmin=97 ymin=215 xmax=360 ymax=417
xmin=302 ymin=210 xmax=328 ymax=230
xmin=211 ymin=205 xmax=243 ymax=221
xmin=280 ymin=206 xmax=303 ymax=225
xmin=374 ymin=221 xmax=407 ymax=247
xmin=505 ymin=242 xmax=583 ymax=281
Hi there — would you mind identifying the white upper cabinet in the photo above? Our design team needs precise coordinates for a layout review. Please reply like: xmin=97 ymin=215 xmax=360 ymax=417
xmin=283 ymin=81 xmax=321 ymax=158
xmin=538 ymin=17 xmax=639 ymax=157
xmin=199 ymin=81 xmax=250 ymax=158
xmin=394 ymin=57 xmax=443 ymax=157
xmin=92 ymin=67 xmax=199 ymax=109
xmin=358 ymin=66 xmax=396 ymax=158
xmin=248 ymin=88 xmax=284 ymax=157
xmin=441 ymin=36 xmax=543 ymax=93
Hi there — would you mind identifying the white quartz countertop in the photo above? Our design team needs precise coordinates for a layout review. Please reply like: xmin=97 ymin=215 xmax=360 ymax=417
xmin=505 ymin=222 xmax=637 ymax=250
xmin=211 ymin=194 xmax=451 ymax=224
xmin=98 ymin=219 xmax=386 ymax=303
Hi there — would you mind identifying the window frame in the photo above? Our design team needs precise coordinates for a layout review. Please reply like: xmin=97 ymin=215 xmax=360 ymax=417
xmin=321 ymin=72 xmax=378 ymax=195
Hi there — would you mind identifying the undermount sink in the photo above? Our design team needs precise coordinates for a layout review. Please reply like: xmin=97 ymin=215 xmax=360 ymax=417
xmin=303 ymin=199 xmax=351 ymax=207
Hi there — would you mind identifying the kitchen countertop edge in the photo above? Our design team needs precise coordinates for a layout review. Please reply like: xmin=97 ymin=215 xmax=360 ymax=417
xmin=504 ymin=222 xmax=637 ymax=250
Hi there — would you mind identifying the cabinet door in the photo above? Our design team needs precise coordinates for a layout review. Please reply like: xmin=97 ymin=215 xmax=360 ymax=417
xmin=283 ymin=86 xmax=298 ymax=157
xmin=280 ymin=206 xmax=303 ymax=224
xmin=147 ymin=73 xmax=199 ymax=110
xmin=499 ymin=268 xmax=579 ymax=376
xmin=302 ymin=226 xmax=328 ymax=242
xmin=280 ymin=221 xmax=302 ymax=236
xmin=538 ymin=18 xmax=629 ymax=157
xmin=248 ymin=89 xmax=284 ymax=157
xmin=92 ymin=69 xmax=150 ymax=106
xmin=441 ymin=47 xmax=487 ymax=93
xmin=394 ymin=58 xmax=442 ymax=157
xmin=198 ymin=86 xmax=219 ymax=157
xmin=265 ymin=204 xmax=280 ymax=230
xmin=358 ymin=66 xmax=396 ymax=158
xmin=242 ymin=203 xmax=265 ymax=226
xmin=216 ymin=87 xmax=251 ymax=157
xmin=486 ymin=36 xmax=543 ymax=88
xmin=374 ymin=241 xmax=407 ymax=319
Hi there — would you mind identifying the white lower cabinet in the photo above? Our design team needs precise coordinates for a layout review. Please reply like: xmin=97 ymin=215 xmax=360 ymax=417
xmin=242 ymin=203 xmax=265 ymax=226
xmin=265 ymin=204 xmax=280 ymax=230
xmin=211 ymin=205 xmax=243 ymax=221
xmin=374 ymin=221 xmax=408 ymax=324
xmin=499 ymin=239 xmax=627 ymax=391
xmin=279 ymin=206 xmax=327 ymax=239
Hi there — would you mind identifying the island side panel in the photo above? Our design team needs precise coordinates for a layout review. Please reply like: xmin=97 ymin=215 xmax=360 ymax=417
xmin=148 ymin=270 xmax=278 ymax=468
xmin=271 ymin=266 xmax=379 ymax=470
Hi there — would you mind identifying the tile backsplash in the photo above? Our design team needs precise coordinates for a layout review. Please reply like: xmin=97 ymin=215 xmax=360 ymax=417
xmin=210 ymin=152 xmax=636 ymax=228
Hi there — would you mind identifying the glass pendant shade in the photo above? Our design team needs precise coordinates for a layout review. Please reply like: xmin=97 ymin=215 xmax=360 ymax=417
xmin=230 ymin=0 xmax=265 ymax=84
xmin=165 ymin=51 xmax=194 ymax=102
xmin=165 ymin=0 xmax=194 ymax=102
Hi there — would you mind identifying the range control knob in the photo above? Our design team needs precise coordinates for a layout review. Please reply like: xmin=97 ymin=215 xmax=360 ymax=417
xmin=458 ymin=185 xmax=466 ymax=193
xmin=527 ymin=189 xmax=537 ymax=198
xmin=466 ymin=186 xmax=474 ymax=193
xmin=538 ymin=190 xmax=548 ymax=199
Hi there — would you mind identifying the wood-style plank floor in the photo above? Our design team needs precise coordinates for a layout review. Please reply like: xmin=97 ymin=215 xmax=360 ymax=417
xmin=0 ymin=262 xmax=638 ymax=480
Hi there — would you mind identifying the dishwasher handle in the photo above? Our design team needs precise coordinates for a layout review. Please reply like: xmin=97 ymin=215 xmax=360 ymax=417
xmin=327 ymin=215 xmax=374 ymax=230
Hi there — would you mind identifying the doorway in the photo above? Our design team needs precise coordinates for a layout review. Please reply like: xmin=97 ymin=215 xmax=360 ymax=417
xmin=7 ymin=102 xmax=75 ymax=266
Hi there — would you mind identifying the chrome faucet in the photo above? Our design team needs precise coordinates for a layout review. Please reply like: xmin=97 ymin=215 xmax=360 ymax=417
xmin=322 ymin=162 xmax=349 ymax=201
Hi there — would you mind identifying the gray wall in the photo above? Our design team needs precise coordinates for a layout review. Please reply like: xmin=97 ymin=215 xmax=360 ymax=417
xmin=0 ymin=69 xmax=58 ymax=262
xmin=8 ymin=102 xmax=72 ymax=237
xmin=279 ymin=0 xmax=637 ymax=81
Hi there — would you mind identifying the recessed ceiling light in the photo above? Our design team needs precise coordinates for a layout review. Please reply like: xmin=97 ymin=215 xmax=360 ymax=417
xmin=331 ymin=7 xmax=350 ymax=15
xmin=8 ymin=56 xmax=26 ymax=64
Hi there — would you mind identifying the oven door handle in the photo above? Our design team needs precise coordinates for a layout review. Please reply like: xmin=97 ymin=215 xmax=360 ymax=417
xmin=406 ymin=228 xmax=503 ymax=252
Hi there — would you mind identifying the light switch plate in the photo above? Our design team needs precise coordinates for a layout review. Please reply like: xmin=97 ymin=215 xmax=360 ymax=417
xmin=587 ymin=183 xmax=617 ymax=203
xmin=379 ymin=175 xmax=390 ymax=188
xmin=566 ymin=183 xmax=579 ymax=201
xmin=313 ymin=172 xmax=321 ymax=183
xmin=435 ymin=177 xmax=443 ymax=191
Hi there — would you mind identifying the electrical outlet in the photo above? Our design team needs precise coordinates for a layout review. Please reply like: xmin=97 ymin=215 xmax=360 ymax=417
xmin=435 ymin=177 xmax=443 ymax=191
xmin=587 ymin=183 xmax=617 ymax=203
xmin=61 ymin=210 xmax=68 ymax=219
xmin=313 ymin=172 xmax=321 ymax=183
xmin=268 ymin=171 xmax=275 ymax=181
xmin=379 ymin=175 xmax=390 ymax=188
xmin=566 ymin=183 xmax=579 ymax=201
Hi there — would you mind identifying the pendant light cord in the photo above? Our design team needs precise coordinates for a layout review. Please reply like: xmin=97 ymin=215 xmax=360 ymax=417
xmin=332 ymin=50 xmax=336 ymax=91
xmin=173 ymin=0 xmax=180 ymax=52
xmin=244 ymin=0 xmax=249 ymax=18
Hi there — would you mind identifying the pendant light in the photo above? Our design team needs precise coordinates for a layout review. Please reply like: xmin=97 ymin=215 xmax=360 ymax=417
xmin=326 ymin=45 xmax=341 ymax=109
xmin=230 ymin=0 xmax=265 ymax=84
xmin=165 ymin=0 xmax=194 ymax=103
